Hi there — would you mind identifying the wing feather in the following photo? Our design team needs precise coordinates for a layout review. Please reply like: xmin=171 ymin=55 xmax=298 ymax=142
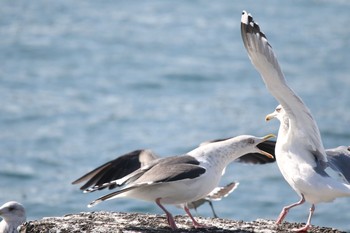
xmin=326 ymin=146 xmax=350 ymax=183
xmin=241 ymin=11 xmax=327 ymax=162
xmin=72 ymin=149 xmax=156 ymax=191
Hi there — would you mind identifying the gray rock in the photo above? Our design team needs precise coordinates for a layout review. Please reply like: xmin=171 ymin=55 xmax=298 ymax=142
xmin=19 ymin=211 xmax=345 ymax=233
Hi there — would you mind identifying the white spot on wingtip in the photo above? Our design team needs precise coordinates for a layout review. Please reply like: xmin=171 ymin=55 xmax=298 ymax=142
xmin=87 ymin=201 xmax=100 ymax=208
xmin=241 ymin=11 xmax=249 ymax=24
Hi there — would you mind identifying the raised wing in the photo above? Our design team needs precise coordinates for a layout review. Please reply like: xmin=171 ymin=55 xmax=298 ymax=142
xmin=241 ymin=11 xmax=327 ymax=162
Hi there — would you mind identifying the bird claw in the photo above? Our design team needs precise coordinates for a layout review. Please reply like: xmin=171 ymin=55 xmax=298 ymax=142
xmin=291 ymin=224 xmax=310 ymax=232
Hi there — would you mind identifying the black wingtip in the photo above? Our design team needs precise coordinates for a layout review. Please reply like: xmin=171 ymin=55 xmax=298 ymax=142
xmin=241 ymin=10 xmax=270 ymax=47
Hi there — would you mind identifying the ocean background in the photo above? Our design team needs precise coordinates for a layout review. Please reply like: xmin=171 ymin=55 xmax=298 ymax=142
xmin=1 ymin=0 xmax=350 ymax=231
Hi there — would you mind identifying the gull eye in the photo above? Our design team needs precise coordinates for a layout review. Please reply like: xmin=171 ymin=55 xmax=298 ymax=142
xmin=247 ymin=138 xmax=255 ymax=144
xmin=276 ymin=107 xmax=282 ymax=112
xmin=8 ymin=207 xmax=15 ymax=211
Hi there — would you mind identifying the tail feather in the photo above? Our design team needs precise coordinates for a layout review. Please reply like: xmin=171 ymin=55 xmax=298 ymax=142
xmin=87 ymin=185 xmax=145 ymax=207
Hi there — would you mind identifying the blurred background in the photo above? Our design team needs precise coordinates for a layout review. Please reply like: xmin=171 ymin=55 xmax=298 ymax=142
xmin=1 ymin=0 xmax=349 ymax=231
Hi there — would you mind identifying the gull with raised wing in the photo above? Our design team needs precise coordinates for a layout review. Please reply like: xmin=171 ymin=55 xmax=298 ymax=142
xmin=74 ymin=134 xmax=274 ymax=230
xmin=0 ymin=201 xmax=26 ymax=233
xmin=241 ymin=11 xmax=350 ymax=232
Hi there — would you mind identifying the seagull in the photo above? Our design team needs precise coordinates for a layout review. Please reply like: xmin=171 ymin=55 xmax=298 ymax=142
xmin=73 ymin=139 xmax=276 ymax=218
xmin=241 ymin=10 xmax=350 ymax=231
xmin=266 ymin=106 xmax=350 ymax=182
xmin=0 ymin=201 xmax=26 ymax=233
xmin=72 ymin=149 xmax=239 ymax=218
xmin=74 ymin=134 xmax=275 ymax=230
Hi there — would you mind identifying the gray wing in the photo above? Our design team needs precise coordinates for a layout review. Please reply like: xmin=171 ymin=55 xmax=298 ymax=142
xmin=241 ymin=11 xmax=327 ymax=162
xmin=88 ymin=156 xmax=206 ymax=207
xmin=133 ymin=160 xmax=206 ymax=184
xmin=72 ymin=149 xmax=157 ymax=191
xmin=326 ymin=146 xmax=350 ymax=183
xmin=85 ymin=155 xmax=204 ymax=192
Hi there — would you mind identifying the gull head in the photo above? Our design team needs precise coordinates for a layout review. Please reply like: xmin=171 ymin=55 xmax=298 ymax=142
xmin=234 ymin=134 xmax=275 ymax=159
xmin=265 ymin=104 xmax=285 ymax=122
xmin=0 ymin=201 xmax=26 ymax=224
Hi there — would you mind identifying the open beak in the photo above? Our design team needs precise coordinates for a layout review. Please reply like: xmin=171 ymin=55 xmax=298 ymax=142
xmin=257 ymin=134 xmax=275 ymax=159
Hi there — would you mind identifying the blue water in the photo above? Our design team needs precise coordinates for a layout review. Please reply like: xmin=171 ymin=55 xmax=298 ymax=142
xmin=1 ymin=0 xmax=350 ymax=231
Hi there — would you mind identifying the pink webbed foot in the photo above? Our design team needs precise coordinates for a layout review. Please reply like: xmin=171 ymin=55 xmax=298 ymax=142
xmin=291 ymin=204 xmax=315 ymax=232
xmin=166 ymin=214 xmax=178 ymax=230
xmin=275 ymin=195 xmax=305 ymax=225
xmin=292 ymin=224 xmax=311 ymax=232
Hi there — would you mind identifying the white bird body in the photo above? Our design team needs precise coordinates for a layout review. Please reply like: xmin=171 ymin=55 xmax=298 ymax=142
xmin=76 ymin=134 xmax=274 ymax=230
xmin=102 ymin=141 xmax=234 ymax=205
xmin=72 ymin=144 xmax=261 ymax=219
xmin=273 ymin=107 xmax=350 ymax=204
xmin=112 ymin=173 xmax=214 ymax=205
xmin=241 ymin=10 xmax=350 ymax=231
xmin=90 ymin=135 xmax=274 ymax=206
xmin=0 ymin=201 xmax=26 ymax=233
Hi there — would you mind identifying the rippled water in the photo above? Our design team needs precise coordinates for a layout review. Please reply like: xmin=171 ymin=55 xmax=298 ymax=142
xmin=1 ymin=0 xmax=350 ymax=231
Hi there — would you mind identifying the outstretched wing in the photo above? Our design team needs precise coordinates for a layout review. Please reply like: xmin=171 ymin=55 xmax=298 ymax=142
xmin=241 ymin=11 xmax=327 ymax=163
xmin=84 ymin=155 xmax=205 ymax=192
xmin=72 ymin=149 xmax=157 ymax=191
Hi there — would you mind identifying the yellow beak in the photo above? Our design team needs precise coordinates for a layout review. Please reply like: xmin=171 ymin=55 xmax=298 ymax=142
xmin=258 ymin=134 xmax=276 ymax=159
xmin=265 ymin=112 xmax=276 ymax=121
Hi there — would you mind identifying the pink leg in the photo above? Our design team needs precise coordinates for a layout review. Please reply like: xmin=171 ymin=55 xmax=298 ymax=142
xmin=184 ymin=206 xmax=207 ymax=228
xmin=276 ymin=194 xmax=305 ymax=224
xmin=292 ymin=204 xmax=315 ymax=232
xmin=155 ymin=198 xmax=177 ymax=230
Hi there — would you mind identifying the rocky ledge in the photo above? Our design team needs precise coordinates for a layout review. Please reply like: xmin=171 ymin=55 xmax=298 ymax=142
xmin=20 ymin=211 xmax=345 ymax=233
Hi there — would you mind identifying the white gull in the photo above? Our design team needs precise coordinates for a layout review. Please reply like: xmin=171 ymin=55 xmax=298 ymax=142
xmin=73 ymin=149 xmax=241 ymax=218
xmin=74 ymin=134 xmax=274 ymax=230
xmin=0 ymin=201 xmax=26 ymax=233
xmin=241 ymin=10 xmax=350 ymax=232
xmin=72 ymin=139 xmax=275 ymax=217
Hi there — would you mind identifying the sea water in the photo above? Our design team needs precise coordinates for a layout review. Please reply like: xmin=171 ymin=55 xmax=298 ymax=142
xmin=1 ymin=0 xmax=350 ymax=231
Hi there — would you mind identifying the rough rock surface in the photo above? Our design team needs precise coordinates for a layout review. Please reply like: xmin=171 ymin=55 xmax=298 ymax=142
xmin=19 ymin=211 xmax=345 ymax=233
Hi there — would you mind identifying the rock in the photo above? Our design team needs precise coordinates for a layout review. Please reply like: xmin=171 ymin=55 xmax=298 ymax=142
xmin=19 ymin=211 xmax=345 ymax=233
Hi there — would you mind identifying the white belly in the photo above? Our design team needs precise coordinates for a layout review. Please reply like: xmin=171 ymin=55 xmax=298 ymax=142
xmin=276 ymin=148 xmax=350 ymax=204
xmin=121 ymin=170 xmax=221 ymax=205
